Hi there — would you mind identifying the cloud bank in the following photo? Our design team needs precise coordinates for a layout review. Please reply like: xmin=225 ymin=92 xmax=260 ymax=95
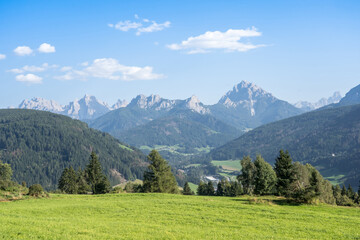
xmin=55 ymin=58 xmax=164 ymax=81
xmin=167 ymin=27 xmax=265 ymax=54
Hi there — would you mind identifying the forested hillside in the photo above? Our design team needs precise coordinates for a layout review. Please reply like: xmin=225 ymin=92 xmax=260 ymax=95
xmin=119 ymin=110 xmax=242 ymax=163
xmin=209 ymin=104 xmax=360 ymax=187
xmin=0 ymin=109 xmax=147 ymax=189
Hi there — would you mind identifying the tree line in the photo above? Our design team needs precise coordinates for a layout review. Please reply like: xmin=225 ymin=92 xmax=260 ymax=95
xmin=196 ymin=150 xmax=359 ymax=206
xmin=3 ymin=147 xmax=359 ymax=207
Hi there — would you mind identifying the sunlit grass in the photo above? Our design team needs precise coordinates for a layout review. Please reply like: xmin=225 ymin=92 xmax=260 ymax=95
xmin=0 ymin=194 xmax=359 ymax=239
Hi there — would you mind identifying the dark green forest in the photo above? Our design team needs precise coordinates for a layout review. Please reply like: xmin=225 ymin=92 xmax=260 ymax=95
xmin=209 ymin=104 xmax=360 ymax=188
xmin=0 ymin=109 xmax=147 ymax=189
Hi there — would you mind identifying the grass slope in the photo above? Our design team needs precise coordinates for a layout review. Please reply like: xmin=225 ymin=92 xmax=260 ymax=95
xmin=1 ymin=194 xmax=359 ymax=239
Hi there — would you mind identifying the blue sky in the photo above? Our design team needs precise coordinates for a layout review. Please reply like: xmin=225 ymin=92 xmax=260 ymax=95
xmin=0 ymin=0 xmax=359 ymax=107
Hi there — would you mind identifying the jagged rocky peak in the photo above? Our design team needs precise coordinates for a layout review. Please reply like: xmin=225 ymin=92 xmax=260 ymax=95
xmin=18 ymin=97 xmax=64 ymax=112
xmin=218 ymin=80 xmax=275 ymax=108
xmin=182 ymin=95 xmax=210 ymax=114
xmin=112 ymin=99 xmax=128 ymax=109
xmin=63 ymin=94 xmax=111 ymax=120
xmin=129 ymin=94 xmax=177 ymax=110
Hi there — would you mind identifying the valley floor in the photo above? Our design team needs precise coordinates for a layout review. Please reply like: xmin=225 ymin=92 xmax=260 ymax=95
xmin=0 ymin=194 xmax=359 ymax=239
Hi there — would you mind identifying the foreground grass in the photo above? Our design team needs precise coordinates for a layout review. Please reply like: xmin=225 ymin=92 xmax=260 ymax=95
xmin=0 ymin=194 xmax=359 ymax=239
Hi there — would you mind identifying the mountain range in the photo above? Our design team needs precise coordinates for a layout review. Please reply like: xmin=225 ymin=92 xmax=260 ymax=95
xmin=294 ymin=91 xmax=342 ymax=111
xmin=14 ymin=81 xmax=343 ymax=164
xmin=18 ymin=95 xmax=128 ymax=120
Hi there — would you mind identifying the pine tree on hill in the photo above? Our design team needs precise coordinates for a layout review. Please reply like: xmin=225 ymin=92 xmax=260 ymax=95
xmin=58 ymin=167 xmax=78 ymax=194
xmin=197 ymin=181 xmax=207 ymax=195
xmin=86 ymin=151 xmax=110 ymax=194
xmin=347 ymin=184 xmax=355 ymax=200
xmin=274 ymin=150 xmax=295 ymax=196
xmin=341 ymin=184 xmax=347 ymax=196
xmin=183 ymin=182 xmax=194 ymax=195
xmin=143 ymin=150 xmax=178 ymax=194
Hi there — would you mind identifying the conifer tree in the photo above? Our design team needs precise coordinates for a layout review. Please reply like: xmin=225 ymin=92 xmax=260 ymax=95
xmin=254 ymin=155 xmax=277 ymax=195
xmin=274 ymin=150 xmax=295 ymax=196
xmin=206 ymin=181 xmax=215 ymax=196
xmin=347 ymin=184 xmax=355 ymax=200
xmin=142 ymin=150 xmax=178 ymax=194
xmin=86 ymin=151 xmax=110 ymax=194
xmin=76 ymin=168 xmax=90 ymax=194
xmin=58 ymin=166 xmax=78 ymax=194
xmin=341 ymin=184 xmax=347 ymax=196
xmin=197 ymin=181 xmax=207 ymax=195
xmin=183 ymin=182 xmax=194 ymax=195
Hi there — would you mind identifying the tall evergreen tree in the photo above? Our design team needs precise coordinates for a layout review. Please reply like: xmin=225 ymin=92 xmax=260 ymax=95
xmin=142 ymin=150 xmax=178 ymax=194
xmin=238 ymin=156 xmax=256 ymax=195
xmin=197 ymin=181 xmax=207 ymax=195
xmin=341 ymin=184 xmax=347 ymax=196
xmin=347 ymin=184 xmax=355 ymax=200
xmin=85 ymin=151 xmax=110 ymax=194
xmin=274 ymin=150 xmax=295 ymax=196
xmin=254 ymin=155 xmax=277 ymax=195
xmin=76 ymin=168 xmax=90 ymax=194
xmin=58 ymin=166 xmax=78 ymax=194
xmin=206 ymin=181 xmax=215 ymax=196
xmin=183 ymin=182 xmax=194 ymax=195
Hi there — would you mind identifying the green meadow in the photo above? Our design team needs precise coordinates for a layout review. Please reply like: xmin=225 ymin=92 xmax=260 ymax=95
xmin=1 ymin=194 xmax=359 ymax=239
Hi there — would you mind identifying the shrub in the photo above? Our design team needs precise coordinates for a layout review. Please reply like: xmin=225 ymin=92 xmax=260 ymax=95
xmin=28 ymin=184 xmax=44 ymax=197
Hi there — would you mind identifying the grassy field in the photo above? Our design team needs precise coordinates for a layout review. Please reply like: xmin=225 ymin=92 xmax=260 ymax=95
xmin=1 ymin=194 xmax=359 ymax=239
xmin=211 ymin=160 xmax=241 ymax=171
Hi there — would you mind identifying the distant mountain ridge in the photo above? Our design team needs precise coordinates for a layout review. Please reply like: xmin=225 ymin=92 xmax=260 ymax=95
xmin=17 ymin=95 xmax=129 ymax=120
xmin=294 ymin=91 xmax=342 ymax=111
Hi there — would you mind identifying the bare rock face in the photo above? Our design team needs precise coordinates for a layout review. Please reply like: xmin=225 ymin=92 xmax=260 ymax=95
xmin=19 ymin=97 xmax=64 ymax=113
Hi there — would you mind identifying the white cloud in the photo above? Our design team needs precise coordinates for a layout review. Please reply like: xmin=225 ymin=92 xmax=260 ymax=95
xmin=8 ymin=63 xmax=58 ymax=74
xmin=109 ymin=17 xmax=170 ymax=35
xmin=38 ymin=43 xmax=56 ymax=53
xmin=14 ymin=46 xmax=33 ymax=56
xmin=136 ymin=21 xmax=171 ymax=36
xmin=167 ymin=27 xmax=265 ymax=54
xmin=15 ymin=74 xmax=42 ymax=84
xmin=0 ymin=54 xmax=6 ymax=60
xmin=80 ymin=61 xmax=89 ymax=67
xmin=55 ymin=58 xmax=164 ymax=81
xmin=60 ymin=66 xmax=72 ymax=72
xmin=110 ymin=20 xmax=142 ymax=32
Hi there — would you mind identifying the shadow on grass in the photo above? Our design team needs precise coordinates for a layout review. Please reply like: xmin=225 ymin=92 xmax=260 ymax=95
xmin=231 ymin=197 xmax=302 ymax=206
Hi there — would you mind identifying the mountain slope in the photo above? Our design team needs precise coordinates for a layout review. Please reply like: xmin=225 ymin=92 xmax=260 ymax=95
xmin=338 ymin=84 xmax=360 ymax=106
xmin=118 ymin=110 xmax=242 ymax=163
xmin=209 ymin=81 xmax=304 ymax=129
xmin=0 ymin=109 xmax=147 ymax=189
xmin=209 ymin=104 xmax=360 ymax=187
